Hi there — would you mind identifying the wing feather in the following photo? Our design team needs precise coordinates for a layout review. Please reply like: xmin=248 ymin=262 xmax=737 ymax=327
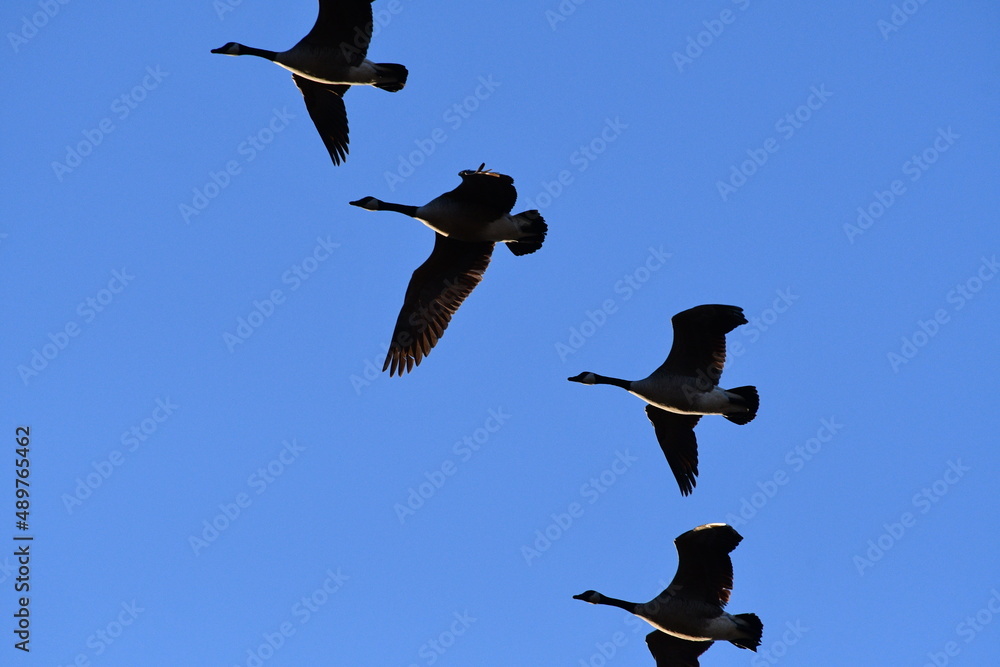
xmin=644 ymin=407 xmax=701 ymax=496
xmin=659 ymin=524 xmax=743 ymax=611
xmin=383 ymin=236 xmax=494 ymax=376
xmin=657 ymin=305 xmax=747 ymax=383
xmin=297 ymin=0 xmax=375 ymax=64
xmin=293 ymin=75 xmax=350 ymax=165
xmin=645 ymin=631 xmax=713 ymax=667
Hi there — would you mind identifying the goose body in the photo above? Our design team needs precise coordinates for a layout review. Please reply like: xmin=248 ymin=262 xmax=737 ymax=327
xmin=349 ymin=165 xmax=547 ymax=376
xmin=568 ymin=304 xmax=759 ymax=495
xmin=267 ymin=46 xmax=389 ymax=87
xmin=628 ymin=375 xmax=749 ymax=416
xmin=211 ymin=0 xmax=408 ymax=165
xmin=633 ymin=602 xmax=754 ymax=643
xmin=410 ymin=196 xmax=535 ymax=243
xmin=574 ymin=523 xmax=763 ymax=666
xmin=351 ymin=166 xmax=545 ymax=245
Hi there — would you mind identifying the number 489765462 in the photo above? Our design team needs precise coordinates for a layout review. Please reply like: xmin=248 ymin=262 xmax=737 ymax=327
xmin=15 ymin=427 xmax=30 ymax=522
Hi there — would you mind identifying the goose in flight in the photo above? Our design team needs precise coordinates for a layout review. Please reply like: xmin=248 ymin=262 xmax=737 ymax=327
xmin=568 ymin=304 xmax=758 ymax=495
xmin=573 ymin=523 xmax=763 ymax=665
xmin=212 ymin=0 xmax=408 ymax=165
xmin=350 ymin=165 xmax=547 ymax=375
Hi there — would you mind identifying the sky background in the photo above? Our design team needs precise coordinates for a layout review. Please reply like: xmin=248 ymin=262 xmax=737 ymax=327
xmin=3 ymin=1 xmax=999 ymax=665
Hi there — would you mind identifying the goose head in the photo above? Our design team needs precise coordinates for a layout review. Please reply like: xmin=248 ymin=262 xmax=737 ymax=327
xmin=349 ymin=197 xmax=384 ymax=211
xmin=573 ymin=590 xmax=604 ymax=604
xmin=567 ymin=372 xmax=599 ymax=385
xmin=211 ymin=42 xmax=243 ymax=56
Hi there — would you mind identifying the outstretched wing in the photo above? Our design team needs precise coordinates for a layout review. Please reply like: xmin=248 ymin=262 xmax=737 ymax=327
xmin=443 ymin=166 xmax=518 ymax=220
xmin=297 ymin=0 xmax=375 ymax=65
xmin=293 ymin=76 xmax=350 ymax=165
xmin=384 ymin=236 xmax=495 ymax=376
xmin=660 ymin=523 xmax=743 ymax=611
xmin=645 ymin=631 xmax=713 ymax=667
xmin=657 ymin=305 xmax=747 ymax=384
xmin=644 ymin=407 xmax=701 ymax=496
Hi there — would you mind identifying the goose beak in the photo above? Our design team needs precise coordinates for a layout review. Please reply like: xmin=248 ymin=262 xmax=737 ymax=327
xmin=572 ymin=593 xmax=587 ymax=600
xmin=210 ymin=46 xmax=226 ymax=54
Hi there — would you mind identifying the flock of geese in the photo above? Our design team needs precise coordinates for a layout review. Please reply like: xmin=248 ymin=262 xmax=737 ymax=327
xmin=213 ymin=2 xmax=763 ymax=664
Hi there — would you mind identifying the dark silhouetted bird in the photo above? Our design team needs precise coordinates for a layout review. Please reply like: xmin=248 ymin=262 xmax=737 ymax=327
xmin=212 ymin=0 xmax=408 ymax=165
xmin=350 ymin=165 xmax=547 ymax=375
xmin=573 ymin=523 xmax=763 ymax=665
xmin=568 ymin=304 xmax=758 ymax=495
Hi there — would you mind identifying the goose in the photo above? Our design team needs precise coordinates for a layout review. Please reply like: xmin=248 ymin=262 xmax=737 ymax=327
xmin=573 ymin=523 xmax=763 ymax=666
xmin=349 ymin=165 xmax=547 ymax=376
xmin=568 ymin=304 xmax=758 ymax=496
xmin=211 ymin=0 xmax=408 ymax=165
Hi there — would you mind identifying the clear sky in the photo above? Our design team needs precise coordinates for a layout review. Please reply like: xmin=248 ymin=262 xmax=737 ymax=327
xmin=3 ymin=1 xmax=999 ymax=665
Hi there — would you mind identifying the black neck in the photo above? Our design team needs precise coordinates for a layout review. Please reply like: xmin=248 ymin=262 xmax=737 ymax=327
xmin=596 ymin=595 xmax=638 ymax=614
xmin=374 ymin=201 xmax=420 ymax=217
xmin=591 ymin=374 xmax=633 ymax=391
xmin=237 ymin=44 xmax=278 ymax=61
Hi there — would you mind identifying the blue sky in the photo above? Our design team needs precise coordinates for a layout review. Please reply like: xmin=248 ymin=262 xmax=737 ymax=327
xmin=3 ymin=1 xmax=999 ymax=665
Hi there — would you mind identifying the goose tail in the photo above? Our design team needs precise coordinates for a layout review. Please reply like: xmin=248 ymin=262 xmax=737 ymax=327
xmin=723 ymin=386 xmax=758 ymax=425
xmin=373 ymin=64 xmax=408 ymax=92
xmin=730 ymin=613 xmax=763 ymax=651
xmin=505 ymin=211 xmax=547 ymax=256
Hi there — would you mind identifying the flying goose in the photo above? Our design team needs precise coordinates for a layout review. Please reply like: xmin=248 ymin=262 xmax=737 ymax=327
xmin=573 ymin=523 xmax=763 ymax=666
xmin=568 ymin=304 xmax=758 ymax=496
xmin=212 ymin=0 xmax=408 ymax=165
xmin=350 ymin=165 xmax=547 ymax=376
